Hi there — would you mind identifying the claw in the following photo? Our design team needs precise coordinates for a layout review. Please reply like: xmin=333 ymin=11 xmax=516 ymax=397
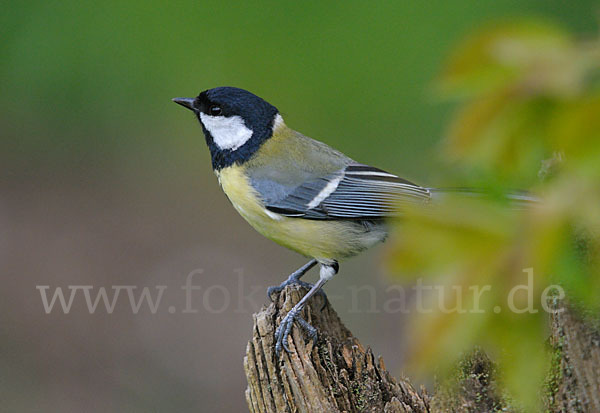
xmin=268 ymin=280 xmax=328 ymax=305
xmin=267 ymin=280 xmax=302 ymax=301
xmin=267 ymin=259 xmax=318 ymax=301
xmin=275 ymin=307 xmax=316 ymax=357
xmin=296 ymin=317 xmax=318 ymax=342
xmin=272 ymin=262 xmax=334 ymax=358
xmin=266 ymin=284 xmax=282 ymax=301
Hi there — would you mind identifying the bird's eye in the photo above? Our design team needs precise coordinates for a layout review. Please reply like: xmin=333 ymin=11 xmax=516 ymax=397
xmin=209 ymin=105 xmax=222 ymax=116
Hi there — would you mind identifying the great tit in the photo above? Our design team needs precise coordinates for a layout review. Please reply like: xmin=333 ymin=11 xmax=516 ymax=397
xmin=172 ymin=87 xmax=531 ymax=356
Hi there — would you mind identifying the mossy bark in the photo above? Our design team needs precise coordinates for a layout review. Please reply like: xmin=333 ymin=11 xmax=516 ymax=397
xmin=244 ymin=285 xmax=430 ymax=413
xmin=244 ymin=286 xmax=599 ymax=412
xmin=545 ymin=305 xmax=600 ymax=412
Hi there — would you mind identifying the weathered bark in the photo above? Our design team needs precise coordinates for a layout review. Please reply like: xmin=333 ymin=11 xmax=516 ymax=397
xmin=244 ymin=285 xmax=430 ymax=413
xmin=546 ymin=305 xmax=600 ymax=412
xmin=429 ymin=349 xmax=512 ymax=413
xmin=244 ymin=285 xmax=600 ymax=412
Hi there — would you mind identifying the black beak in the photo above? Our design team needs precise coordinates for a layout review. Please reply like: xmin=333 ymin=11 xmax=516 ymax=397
xmin=172 ymin=97 xmax=196 ymax=111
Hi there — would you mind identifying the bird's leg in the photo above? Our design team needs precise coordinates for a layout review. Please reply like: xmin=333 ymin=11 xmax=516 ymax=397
xmin=275 ymin=262 xmax=338 ymax=356
xmin=267 ymin=259 xmax=318 ymax=300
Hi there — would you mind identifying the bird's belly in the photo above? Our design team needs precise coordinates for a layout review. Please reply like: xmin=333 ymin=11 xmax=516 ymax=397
xmin=216 ymin=167 xmax=386 ymax=260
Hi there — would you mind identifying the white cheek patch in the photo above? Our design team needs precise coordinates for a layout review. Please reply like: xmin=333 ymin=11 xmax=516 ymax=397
xmin=200 ymin=113 xmax=253 ymax=151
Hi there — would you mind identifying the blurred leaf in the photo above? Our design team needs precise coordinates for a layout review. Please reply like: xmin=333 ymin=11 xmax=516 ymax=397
xmin=436 ymin=21 xmax=575 ymax=98
xmin=444 ymin=90 xmax=553 ymax=180
xmin=387 ymin=195 xmax=517 ymax=276
xmin=387 ymin=19 xmax=600 ymax=410
xmin=550 ymin=94 xmax=600 ymax=170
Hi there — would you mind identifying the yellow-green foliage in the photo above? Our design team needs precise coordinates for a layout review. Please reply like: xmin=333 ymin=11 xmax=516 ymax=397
xmin=386 ymin=20 xmax=600 ymax=410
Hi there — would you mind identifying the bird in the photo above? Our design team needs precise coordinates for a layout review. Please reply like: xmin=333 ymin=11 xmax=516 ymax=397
xmin=172 ymin=87 xmax=533 ymax=356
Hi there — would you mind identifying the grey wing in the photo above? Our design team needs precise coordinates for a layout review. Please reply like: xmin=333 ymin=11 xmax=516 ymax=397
xmin=261 ymin=163 xmax=431 ymax=220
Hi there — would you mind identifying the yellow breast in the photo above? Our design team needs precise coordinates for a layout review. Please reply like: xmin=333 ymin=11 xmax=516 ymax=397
xmin=216 ymin=166 xmax=384 ymax=261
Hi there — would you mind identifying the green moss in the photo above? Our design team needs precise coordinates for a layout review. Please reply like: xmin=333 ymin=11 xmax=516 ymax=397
xmin=351 ymin=381 xmax=368 ymax=411
xmin=544 ymin=340 xmax=564 ymax=412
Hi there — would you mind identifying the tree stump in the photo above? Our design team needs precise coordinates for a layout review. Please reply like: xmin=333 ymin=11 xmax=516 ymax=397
xmin=244 ymin=285 xmax=600 ymax=412
xmin=244 ymin=285 xmax=430 ymax=413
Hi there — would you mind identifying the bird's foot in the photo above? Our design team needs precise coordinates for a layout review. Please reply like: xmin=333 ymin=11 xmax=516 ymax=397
xmin=274 ymin=305 xmax=318 ymax=356
xmin=267 ymin=278 xmax=327 ymax=303
xmin=267 ymin=259 xmax=319 ymax=301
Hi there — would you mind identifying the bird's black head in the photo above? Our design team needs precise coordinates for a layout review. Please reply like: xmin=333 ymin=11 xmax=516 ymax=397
xmin=173 ymin=87 xmax=280 ymax=170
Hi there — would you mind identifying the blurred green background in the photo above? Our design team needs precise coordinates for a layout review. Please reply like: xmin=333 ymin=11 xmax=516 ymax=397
xmin=2 ymin=1 xmax=597 ymax=411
